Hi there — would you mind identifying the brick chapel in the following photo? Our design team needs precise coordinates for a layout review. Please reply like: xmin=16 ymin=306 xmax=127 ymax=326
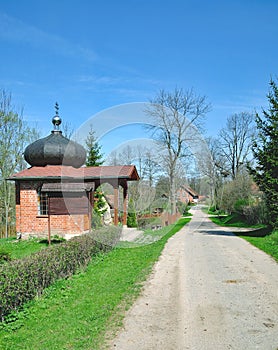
xmin=9 ymin=109 xmax=139 ymax=241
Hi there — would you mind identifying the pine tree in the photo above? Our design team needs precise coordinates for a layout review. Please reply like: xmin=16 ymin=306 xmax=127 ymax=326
xmin=249 ymin=79 xmax=278 ymax=228
xmin=85 ymin=127 xmax=104 ymax=167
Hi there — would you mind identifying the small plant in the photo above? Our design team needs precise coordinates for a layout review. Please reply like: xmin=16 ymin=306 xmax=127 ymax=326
xmin=127 ymin=198 xmax=137 ymax=228
xmin=207 ymin=205 xmax=219 ymax=214
xmin=0 ymin=249 xmax=11 ymax=264
xmin=127 ymin=212 xmax=137 ymax=227
xmin=176 ymin=201 xmax=187 ymax=215
xmin=91 ymin=188 xmax=110 ymax=228
xmin=39 ymin=235 xmax=66 ymax=244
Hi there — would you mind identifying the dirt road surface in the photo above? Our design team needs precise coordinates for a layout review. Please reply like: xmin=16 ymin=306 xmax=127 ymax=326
xmin=109 ymin=206 xmax=278 ymax=350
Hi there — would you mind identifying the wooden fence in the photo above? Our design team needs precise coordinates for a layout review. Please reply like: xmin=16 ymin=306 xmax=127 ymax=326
xmin=160 ymin=212 xmax=181 ymax=226
xmin=0 ymin=225 xmax=16 ymax=239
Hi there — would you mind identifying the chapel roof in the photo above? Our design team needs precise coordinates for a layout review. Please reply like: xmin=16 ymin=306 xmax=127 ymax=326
xmin=24 ymin=104 xmax=86 ymax=168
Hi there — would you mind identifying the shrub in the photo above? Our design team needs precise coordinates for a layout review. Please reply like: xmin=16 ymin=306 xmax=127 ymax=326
xmin=0 ymin=249 xmax=11 ymax=264
xmin=127 ymin=198 xmax=137 ymax=228
xmin=137 ymin=216 xmax=161 ymax=229
xmin=127 ymin=212 xmax=137 ymax=228
xmin=176 ymin=201 xmax=188 ymax=215
xmin=0 ymin=228 xmax=119 ymax=321
xmin=208 ymin=205 xmax=219 ymax=214
xmin=234 ymin=198 xmax=250 ymax=214
xmin=242 ymin=201 xmax=269 ymax=225
xmin=90 ymin=225 xmax=121 ymax=247
xmin=91 ymin=209 xmax=103 ymax=229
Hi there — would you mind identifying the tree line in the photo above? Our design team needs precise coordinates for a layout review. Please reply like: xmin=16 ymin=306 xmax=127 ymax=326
xmin=105 ymin=81 xmax=277 ymax=229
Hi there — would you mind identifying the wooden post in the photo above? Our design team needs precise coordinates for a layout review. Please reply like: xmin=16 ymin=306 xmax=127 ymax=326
xmin=123 ymin=182 xmax=128 ymax=227
xmin=114 ymin=186 xmax=119 ymax=226
xmin=47 ymin=196 xmax=51 ymax=245
xmin=88 ymin=190 xmax=93 ymax=233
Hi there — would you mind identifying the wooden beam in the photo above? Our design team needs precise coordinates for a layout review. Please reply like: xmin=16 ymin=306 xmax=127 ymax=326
xmin=47 ymin=196 xmax=51 ymax=245
xmin=122 ymin=182 xmax=128 ymax=226
xmin=114 ymin=186 xmax=119 ymax=226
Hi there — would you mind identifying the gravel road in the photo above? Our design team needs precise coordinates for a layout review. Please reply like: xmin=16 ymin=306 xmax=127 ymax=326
xmin=109 ymin=206 xmax=278 ymax=350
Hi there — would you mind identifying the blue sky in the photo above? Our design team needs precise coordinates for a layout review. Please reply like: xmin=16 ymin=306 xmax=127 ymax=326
xmin=0 ymin=0 xmax=277 ymax=156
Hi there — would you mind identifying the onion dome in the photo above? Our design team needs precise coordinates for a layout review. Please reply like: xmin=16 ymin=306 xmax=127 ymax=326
xmin=24 ymin=104 xmax=86 ymax=168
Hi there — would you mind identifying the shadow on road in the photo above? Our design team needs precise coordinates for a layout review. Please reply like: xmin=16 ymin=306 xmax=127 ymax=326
xmin=200 ymin=230 xmax=235 ymax=237
xmin=234 ymin=226 xmax=272 ymax=237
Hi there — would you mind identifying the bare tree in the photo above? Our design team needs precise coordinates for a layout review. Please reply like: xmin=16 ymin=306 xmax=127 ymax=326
xmin=105 ymin=150 xmax=120 ymax=166
xmin=219 ymin=112 xmax=256 ymax=179
xmin=134 ymin=145 xmax=147 ymax=178
xmin=62 ymin=120 xmax=74 ymax=139
xmin=0 ymin=90 xmax=39 ymax=237
xmin=106 ymin=146 xmax=134 ymax=166
xmin=146 ymin=88 xmax=211 ymax=214
xmin=197 ymin=137 xmax=229 ymax=208
xmin=119 ymin=145 xmax=134 ymax=165
xmin=142 ymin=149 xmax=161 ymax=187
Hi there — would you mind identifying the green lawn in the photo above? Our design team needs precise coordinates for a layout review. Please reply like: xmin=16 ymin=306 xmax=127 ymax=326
xmin=0 ymin=218 xmax=190 ymax=350
xmin=0 ymin=237 xmax=49 ymax=260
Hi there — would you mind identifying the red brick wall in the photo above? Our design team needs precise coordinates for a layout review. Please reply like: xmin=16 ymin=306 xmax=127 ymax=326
xmin=16 ymin=182 xmax=90 ymax=239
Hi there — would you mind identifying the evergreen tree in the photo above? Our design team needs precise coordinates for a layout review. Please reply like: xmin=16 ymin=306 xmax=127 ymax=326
xmin=85 ymin=127 xmax=104 ymax=167
xmin=249 ymin=79 xmax=278 ymax=228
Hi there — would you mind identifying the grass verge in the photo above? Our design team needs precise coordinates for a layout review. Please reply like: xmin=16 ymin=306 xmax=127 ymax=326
xmin=209 ymin=213 xmax=265 ymax=229
xmin=240 ymin=230 xmax=278 ymax=262
xmin=0 ymin=218 xmax=189 ymax=350
xmin=207 ymin=212 xmax=277 ymax=262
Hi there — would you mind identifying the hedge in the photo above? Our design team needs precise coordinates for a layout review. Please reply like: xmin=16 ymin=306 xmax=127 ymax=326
xmin=0 ymin=226 xmax=121 ymax=321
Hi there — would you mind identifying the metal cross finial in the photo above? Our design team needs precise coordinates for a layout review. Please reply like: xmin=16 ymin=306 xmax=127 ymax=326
xmin=55 ymin=102 xmax=59 ymax=116
xmin=52 ymin=102 xmax=62 ymax=131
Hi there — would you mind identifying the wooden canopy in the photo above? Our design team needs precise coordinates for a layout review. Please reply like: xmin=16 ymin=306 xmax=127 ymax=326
xmin=9 ymin=165 xmax=139 ymax=229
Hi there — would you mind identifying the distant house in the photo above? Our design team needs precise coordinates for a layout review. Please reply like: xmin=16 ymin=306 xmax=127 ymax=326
xmin=176 ymin=185 xmax=199 ymax=204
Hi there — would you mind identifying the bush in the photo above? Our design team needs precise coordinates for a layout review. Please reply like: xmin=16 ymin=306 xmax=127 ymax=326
xmin=91 ymin=209 xmax=103 ymax=229
xmin=0 ymin=229 xmax=118 ymax=321
xmin=0 ymin=249 xmax=11 ymax=264
xmin=242 ymin=201 xmax=269 ymax=225
xmin=176 ymin=201 xmax=188 ymax=215
xmin=137 ymin=216 xmax=161 ymax=230
xmin=234 ymin=198 xmax=250 ymax=215
xmin=90 ymin=225 xmax=121 ymax=247
xmin=127 ymin=212 xmax=137 ymax=228
xmin=208 ymin=205 xmax=219 ymax=214
xmin=127 ymin=199 xmax=137 ymax=228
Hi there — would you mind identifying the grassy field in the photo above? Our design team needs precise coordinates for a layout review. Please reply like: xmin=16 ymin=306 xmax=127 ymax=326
xmin=0 ymin=218 xmax=190 ymax=350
